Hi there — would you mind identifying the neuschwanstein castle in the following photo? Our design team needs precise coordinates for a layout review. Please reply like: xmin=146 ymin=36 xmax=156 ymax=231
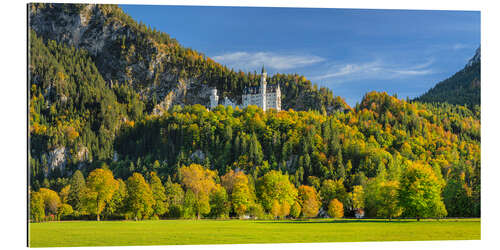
xmin=210 ymin=66 xmax=281 ymax=111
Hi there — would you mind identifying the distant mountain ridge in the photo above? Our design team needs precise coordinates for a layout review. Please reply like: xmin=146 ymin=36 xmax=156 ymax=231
xmin=466 ymin=47 xmax=480 ymax=67
xmin=415 ymin=47 xmax=480 ymax=107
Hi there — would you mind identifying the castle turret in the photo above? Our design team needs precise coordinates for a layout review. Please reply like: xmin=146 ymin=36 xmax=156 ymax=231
xmin=260 ymin=65 xmax=267 ymax=111
xmin=276 ymin=83 xmax=281 ymax=111
xmin=210 ymin=88 xmax=219 ymax=109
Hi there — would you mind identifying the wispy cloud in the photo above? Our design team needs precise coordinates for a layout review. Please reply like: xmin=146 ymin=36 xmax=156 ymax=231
xmin=452 ymin=43 xmax=470 ymax=50
xmin=311 ymin=58 xmax=435 ymax=83
xmin=212 ymin=51 xmax=325 ymax=71
xmin=451 ymin=43 xmax=480 ymax=52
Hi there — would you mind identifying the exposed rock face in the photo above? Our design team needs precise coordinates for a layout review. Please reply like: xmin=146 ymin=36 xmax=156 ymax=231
xmin=466 ymin=47 xmax=481 ymax=68
xmin=45 ymin=146 xmax=91 ymax=175
xmin=190 ymin=150 xmax=206 ymax=161
xmin=47 ymin=147 xmax=68 ymax=174
xmin=29 ymin=3 xmax=212 ymax=108
xmin=153 ymin=78 xmax=213 ymax=114
xmin=74 ymin=146 xmax=89 ymax=162
xmin=113 ymin=151 xmax=119 ymax=162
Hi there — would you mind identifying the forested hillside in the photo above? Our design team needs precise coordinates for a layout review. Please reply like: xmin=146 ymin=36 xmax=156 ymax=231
xmin=29 ymin=3 xmax=348 ymax=113
xmin=29 ymin=3 xmax=480 ymax=222
xmin=415 ymin=48 xmax=480 ymax=107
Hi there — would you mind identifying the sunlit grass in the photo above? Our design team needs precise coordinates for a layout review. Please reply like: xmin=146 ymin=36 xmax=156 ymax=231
xmin=29 ymin=218 xmax=480 ymax=247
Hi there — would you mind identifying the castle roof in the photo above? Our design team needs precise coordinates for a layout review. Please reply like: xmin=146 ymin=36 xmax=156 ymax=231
xmin=243 ymin=84 xmax=280 ymax=95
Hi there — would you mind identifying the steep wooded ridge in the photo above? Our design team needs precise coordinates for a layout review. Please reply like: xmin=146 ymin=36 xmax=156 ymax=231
xmin=415 ymin=47 xmax=480 ymax=107
xmin=29 ymin=3 xmax=348 ymax=113
xmin=29 ymin=3 xmax=480 ymax=220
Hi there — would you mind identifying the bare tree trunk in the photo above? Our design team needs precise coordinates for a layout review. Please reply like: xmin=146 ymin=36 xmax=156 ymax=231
xmin=96 ymin=200 xmax=100 ymax=221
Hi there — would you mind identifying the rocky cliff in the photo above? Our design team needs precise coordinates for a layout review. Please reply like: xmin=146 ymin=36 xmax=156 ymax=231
xmin=29 ymin=3 xmax=212 ymax=110
xmin=29 ymin=3 xmax=348 ymax=113
xmin=28 ymin=3 xmax=349 ymax=177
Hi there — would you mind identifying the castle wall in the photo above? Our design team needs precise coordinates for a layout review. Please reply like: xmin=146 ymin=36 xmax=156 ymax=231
xmin=210 ymin=67 xmax=281 ymax=111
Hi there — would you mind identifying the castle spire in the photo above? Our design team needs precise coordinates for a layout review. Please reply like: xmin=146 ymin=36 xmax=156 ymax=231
xmin=261 ymin=65 xmax=266 ymax=74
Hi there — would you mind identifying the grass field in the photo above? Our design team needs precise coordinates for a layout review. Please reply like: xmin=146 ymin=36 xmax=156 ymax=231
xmin=28 ymin=218 xmax=480 ymax=247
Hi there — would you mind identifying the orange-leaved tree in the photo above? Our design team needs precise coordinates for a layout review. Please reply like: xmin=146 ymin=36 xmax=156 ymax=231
xmin=180 ymin=164 xmax=217 ymax=219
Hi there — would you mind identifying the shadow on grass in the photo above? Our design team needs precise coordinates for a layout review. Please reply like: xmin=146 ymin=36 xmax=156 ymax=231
xmin=255 ymin=219 xmax=413 ymax=224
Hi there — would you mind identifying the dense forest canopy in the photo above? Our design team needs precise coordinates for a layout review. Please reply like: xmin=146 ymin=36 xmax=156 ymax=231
xmin=29 ymin=3 xmax=480 ymax=221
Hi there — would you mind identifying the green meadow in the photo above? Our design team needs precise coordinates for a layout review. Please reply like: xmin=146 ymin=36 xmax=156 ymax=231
xmin=29 ymin=218 xmax=480 ymax=247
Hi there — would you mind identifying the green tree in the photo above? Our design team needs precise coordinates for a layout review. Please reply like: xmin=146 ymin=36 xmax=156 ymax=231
xmin=257 ymin=170 xmax=298 ymax=213
xmin=126 ymin=173 xmax=154 ymax=220
xmin=103 ymin=178 xmax=127 ymax=219
xmin=290 ymin=201 xmax=301 ymax=219
xmin=68 ymin=170 xmax=86 ymax=213
xmin=84 ymin=168 xmax=119 ymax=221
xmin=231 ymin=172 xmax=253 ymax=218
xmin=320 ymin=179 xmax=347 ymax=209
xmin=443 ymin=172 xmax=475 ymax=217
xmin=57 ymin=204 xmax=74 ymax=219
xmin=378 ymin=181 xmax=401 ymax=220
xmin=165 ymin=179 xmax=184 ymax=218
xmin=307 ymin=176 xmax=321 ymax=191
xmin=182 ymin=189 xmax=197 ymax=219
xmin=30 ymin=191 xmax=45 ymax=222
xmin=349 ymin=185 xmax=364 ymax=213
xmin=209 ymin=185 xmax=230 ymax=219
xmin=398 ymin=163 xmax=447 ymax=221
xmin=149 ymin=172 xmax=168 ymax=218
xmin=59 ymin=185 xmax=70 ymax=204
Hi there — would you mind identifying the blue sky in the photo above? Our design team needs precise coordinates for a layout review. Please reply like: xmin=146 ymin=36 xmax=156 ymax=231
xmin=120 ymin=5 xmax=480 ymax=106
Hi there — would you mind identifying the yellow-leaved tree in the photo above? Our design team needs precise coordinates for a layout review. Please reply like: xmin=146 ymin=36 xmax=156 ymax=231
xmin=298 ymin=185 xmax=320 ymax=218
xmin=328 ymin=198 xmax=344 ymax=219
xmin=180 ymin=164 xmax=217 ymax=219
xmin=84 ymin=168 xmax=119 ymax=221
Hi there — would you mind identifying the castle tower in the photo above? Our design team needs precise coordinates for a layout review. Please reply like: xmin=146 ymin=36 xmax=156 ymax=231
xmin=210 ymin=88 xmax=219 ymax=109
xmin=260 ymin=65 xmax=267 ymax=111
xmin=276 ymin=83 xmax=281 ymax=111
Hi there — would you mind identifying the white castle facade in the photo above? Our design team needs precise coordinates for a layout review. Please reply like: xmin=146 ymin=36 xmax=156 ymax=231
xmin=210 ymin=67 xmax=281 ymax=111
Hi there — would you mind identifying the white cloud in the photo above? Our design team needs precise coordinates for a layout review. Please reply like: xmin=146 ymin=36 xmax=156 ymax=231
xmin=311 ymin=59 xmax=435 ymax=82
xmin=212 ymin=51 xmax=325 ymax=71
xmin=452 ymin=43 xmax=468 ymax=50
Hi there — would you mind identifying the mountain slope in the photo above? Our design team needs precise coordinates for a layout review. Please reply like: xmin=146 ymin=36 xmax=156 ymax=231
xmin=29 ymin=3 xmax=349 ymax=113
xmin=415 ymin=48 xmax=480 ymax=107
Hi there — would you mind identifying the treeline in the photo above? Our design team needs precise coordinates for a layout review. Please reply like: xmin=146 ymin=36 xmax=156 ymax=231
xmin=31 ymin=92 xmax=480 ymax=219
xmin=28 ymin=3 xmax=480 ymax=220
xmin=30 ymin=161 xmax=448 ymax=222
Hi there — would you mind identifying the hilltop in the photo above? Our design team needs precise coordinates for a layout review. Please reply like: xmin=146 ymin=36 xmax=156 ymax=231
xmin=415 ymin=47 xmax=480 ymax=107
xmin=29 ymin=3 xmax=348 ymax=114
